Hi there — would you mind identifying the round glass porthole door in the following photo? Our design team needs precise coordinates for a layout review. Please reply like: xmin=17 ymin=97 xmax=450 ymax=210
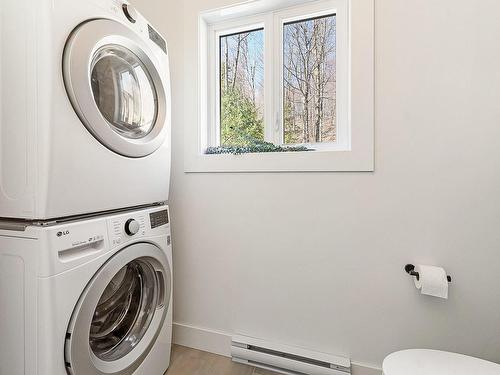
xmin=89 ymin=259 xmax=159 ymax=361
xmin=65 ymin=244 xmax=171 ymax=375
xmin=63 ymin=19 xmax=170 ymax=158
xmin=90 ymin=45 xmax=158 ymax=140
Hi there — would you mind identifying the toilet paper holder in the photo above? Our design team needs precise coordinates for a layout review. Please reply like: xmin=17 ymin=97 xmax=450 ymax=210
xmin=405 ymin=264 xmax=452 ymax=283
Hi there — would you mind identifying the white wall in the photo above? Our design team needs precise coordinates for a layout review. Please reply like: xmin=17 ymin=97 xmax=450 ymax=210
xmin=134 ymin=0 xmax=500 ymax=370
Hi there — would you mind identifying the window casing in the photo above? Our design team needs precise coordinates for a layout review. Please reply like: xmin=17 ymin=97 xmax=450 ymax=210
xmin=190 ymin=0 xmax=374 ymax=172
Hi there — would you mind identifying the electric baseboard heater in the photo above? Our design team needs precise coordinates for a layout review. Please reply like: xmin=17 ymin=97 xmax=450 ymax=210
xmin=231 ymin=335 xmax=351 ymax=375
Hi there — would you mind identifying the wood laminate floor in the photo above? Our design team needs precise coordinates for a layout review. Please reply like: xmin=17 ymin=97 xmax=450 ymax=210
xmin=165 ymin=345 xmax=280 ymax=375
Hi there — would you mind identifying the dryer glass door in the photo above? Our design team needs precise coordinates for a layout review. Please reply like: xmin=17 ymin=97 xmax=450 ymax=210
xmin=91 ymin=45 xmax=158 ymax=140
xmin=63 ymin=19 xmax=170 ymax=158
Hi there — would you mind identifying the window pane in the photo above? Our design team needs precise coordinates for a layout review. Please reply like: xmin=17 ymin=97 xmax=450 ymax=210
xmin=283 ymin=14 xmax=336 ymax=144
xmin=220 ymin=29 xmax=264 ymax=146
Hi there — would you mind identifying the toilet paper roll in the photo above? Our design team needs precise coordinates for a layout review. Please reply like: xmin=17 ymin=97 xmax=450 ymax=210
xmin=413 ymin=265 xmax=449 ymax=299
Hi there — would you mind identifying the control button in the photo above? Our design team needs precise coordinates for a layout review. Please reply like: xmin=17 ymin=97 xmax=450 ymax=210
xmin=125 ymin=219 xmax=140 ymax=236
xmin=122 ymin=4 xmax=138 ymax=23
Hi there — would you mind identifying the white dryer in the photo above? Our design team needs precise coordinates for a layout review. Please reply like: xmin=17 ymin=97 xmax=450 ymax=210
xmin=0 ymin=205 xmax=173 ymax=375
xmin=0 ymin=0 xmax=171 ymax=220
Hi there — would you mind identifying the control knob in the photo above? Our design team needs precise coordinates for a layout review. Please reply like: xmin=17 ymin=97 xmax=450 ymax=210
xmin=125 ymin=219 xmax=140 ymax=236
xmin=122 ymin=4 xmax=138 ymax=23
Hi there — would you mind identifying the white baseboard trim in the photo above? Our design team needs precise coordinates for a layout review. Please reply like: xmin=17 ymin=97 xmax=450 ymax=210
xmin=172 ymin=322 xmax=382 ymax=375
xmin=173 ymin=322 xmax=232 ymax=357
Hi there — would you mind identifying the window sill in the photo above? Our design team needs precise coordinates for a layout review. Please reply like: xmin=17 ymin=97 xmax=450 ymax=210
xmin=205 ymin=144 xmax=313 ymax=155
xmin=184 ymin=149 xmax=374 ymax=173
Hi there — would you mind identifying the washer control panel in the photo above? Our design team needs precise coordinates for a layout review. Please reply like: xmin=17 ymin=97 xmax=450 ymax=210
xmin=149 ymin=209 xmax=169 ymax=229
xmin=43 ymin=206 xmax=171 ymax=276
xmin=108 ymin=207 xmax=170 ymax=247
xmin=110 ymin=214 xmax=147 ymax=246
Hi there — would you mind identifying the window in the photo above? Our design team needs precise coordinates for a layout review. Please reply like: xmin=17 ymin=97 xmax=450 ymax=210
xmin=189 ymin=0 xmax=374 ymax=172
xmin=207 ymin=2 xmax=348 ymax=152
xmin=283 ymin=14 xmax=337 ymax=145
xmin=219 ymin=28 xmax=265 ymax=146
xmin=217 ymin=15 xmax=337 ymax=149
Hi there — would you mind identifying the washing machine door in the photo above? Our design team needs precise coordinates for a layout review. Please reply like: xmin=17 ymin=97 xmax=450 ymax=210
xmin=65 ymin=243 xmax=171 ymax=375
xmin=63 ymin=19 xmax=170 ymax=158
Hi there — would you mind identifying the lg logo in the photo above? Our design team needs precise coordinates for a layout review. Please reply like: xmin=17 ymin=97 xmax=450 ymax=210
xmin=57 ymin=230 xmax=70 ymax=237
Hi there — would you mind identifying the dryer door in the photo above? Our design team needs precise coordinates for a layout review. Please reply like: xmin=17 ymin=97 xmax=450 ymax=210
xmin=63 ymin=19 xmax=170 ymax=158
xmin=65 ymin=243 xmax=171 ymax=375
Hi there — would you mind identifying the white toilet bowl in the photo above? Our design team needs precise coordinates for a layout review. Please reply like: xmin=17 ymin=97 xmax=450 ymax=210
xmin=383 ymin=349 xmax=500 ymax=375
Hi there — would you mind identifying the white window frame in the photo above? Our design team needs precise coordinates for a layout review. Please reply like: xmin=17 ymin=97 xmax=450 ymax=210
xmin=187 ymin=0 xmax=374 ymax=172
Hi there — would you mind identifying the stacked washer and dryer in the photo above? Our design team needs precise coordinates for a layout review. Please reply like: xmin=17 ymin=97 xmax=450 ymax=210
xmin=0 ymin=1 xmax=173 ymax=374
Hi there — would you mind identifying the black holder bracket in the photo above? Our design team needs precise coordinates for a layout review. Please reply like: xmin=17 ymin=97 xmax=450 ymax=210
xmin=405 ymin=264 xmax=452 ymax=283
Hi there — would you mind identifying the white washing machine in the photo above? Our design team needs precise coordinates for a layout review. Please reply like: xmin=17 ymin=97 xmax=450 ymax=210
xmin=0 ymin=205 xmax=173 ymax=375
xmin=0 ymin=0 xmax=171 ymax=220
